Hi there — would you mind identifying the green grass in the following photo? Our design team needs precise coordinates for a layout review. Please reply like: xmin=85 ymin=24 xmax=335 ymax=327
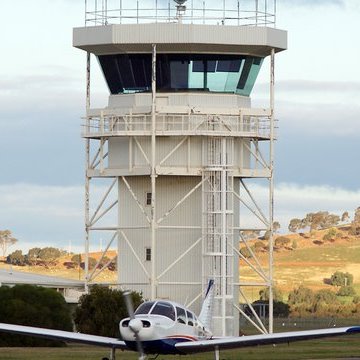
xmin=287 ymin=244 xmax=360 ymax=264
xmin=0 ymin=337 xmax=360 ymax=360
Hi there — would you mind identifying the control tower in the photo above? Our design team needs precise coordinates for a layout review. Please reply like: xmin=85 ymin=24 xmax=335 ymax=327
xmin=73 ymin=0 xmax=287 ymax=337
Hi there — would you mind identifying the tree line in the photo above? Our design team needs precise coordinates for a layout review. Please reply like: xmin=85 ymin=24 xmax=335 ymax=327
xmin=5 ymin=247 xmax=116 ymax=271
xmin=288 ymin=207 xmax=360 ymax=234
xmin=0 ymin=284 xmax=142 ymax=346
xmin=247 ymin=271 xmax=359 ymax=319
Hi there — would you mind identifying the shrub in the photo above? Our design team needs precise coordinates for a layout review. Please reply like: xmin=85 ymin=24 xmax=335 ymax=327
xmin=288 ymin=286 xmax=314 ymax=306
xmin=71 ymin=254 xmax=82 ymax=265
xmin=6 ymin=250 xmax=26 ymax=266
xmin=275 ymin=236 xmax=291 ymax=248
xmin=330 ymin=271 xmax=354 ymax=287
xmin=314 ymin=289 xmax=338 ymax=305
xmin=0 ymin=285 xmax=72 ymax=346
xmin=74 ymin=285 xmax=143 ymax=338
xmin=254 ymin=241 xmax=266 ymax=252
xmin=240 ymin=247 xmax=252 ymax=259
xmin=259 ymin=287 xmax=283 ymax=302
xmin=337 ymin=286 xmax=356 ymax=297
xmin=323 ymin=228 xmax=337 ymax=242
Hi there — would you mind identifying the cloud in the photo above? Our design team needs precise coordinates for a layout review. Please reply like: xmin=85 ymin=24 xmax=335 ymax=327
xmin=252 ymin=80 xmax=360 ymax=137
xmin=237 ymin=181 xmax=360 ymax=230
xmin=276 ymin=101 xmax=360 ymax=136
xmin=0 ymin=183 xmax=117 ymax=254
xmin=1 ymin=182 xmax=358 ymax=253
xmin=256 ymin=80 xmax=360 ymax=95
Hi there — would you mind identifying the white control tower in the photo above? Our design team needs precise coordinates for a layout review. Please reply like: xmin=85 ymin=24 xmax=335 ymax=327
xmin=73 ymin=0 xmax=287 ymax=337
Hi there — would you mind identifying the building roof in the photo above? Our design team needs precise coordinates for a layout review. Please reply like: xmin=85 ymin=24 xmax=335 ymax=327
xmin=73 ymin=23 xmax=287 ymax=57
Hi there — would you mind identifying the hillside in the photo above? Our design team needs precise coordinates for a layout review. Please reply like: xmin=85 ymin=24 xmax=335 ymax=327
xmin=240 ymin=225 xmax=360 ymax=300
xmin=0 ymin=250 xmax=118 ymax=283
xmin=1 ymin=226 xmax=359 ymax=302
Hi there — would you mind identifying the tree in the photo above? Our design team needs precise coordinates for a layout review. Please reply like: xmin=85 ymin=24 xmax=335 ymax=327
xmin=330 ymin=271 xmax=353 ymax=287
xmin=0 ymin=285 xmax=72 ymax=346
xmin=88 ymin=256 xmax=97 ymax=270
xmin=74 ymin=285 xmax=143 ymax=338
xmin=322 ymin=214 xmax=340 ymax=228
xmin=288 ymin=286 xmax=314 ymax=306
xmin=240 ymin=230 xmax=260 ymax=240
xmin=7 ymin=250 xmax=26 ymax=266
xmin=259 ymin=287 xmax=283 ymax=302
xmin=0 ymin=230 xmax=18 ymax=257
xmin=38 ymin=247 xmax=61 ymax=264
xmin=249 ymin=287 xmax=289 ymax=318
xmin=302 ymin=211 xmax=340 ymax=231
xmin=108 ymin=257 xmax=117 ymax=271
xmin=99 ymin=256 xmax=111 ymax=268
xmin=27 ymin=247 xmax=41 ymax=265
xmin=288 ymin=218 xmax=302 ymax=233
xmin=263 ymin=230 xmax=271 ymax=240
xmin=71 ymin=254 xmax=82 ymax=265
xmin=341 ymin=211 xmax=350 ymax=222
xmin=350 ymin=207 xmax=360 ymax=235
xmin=273 ymin=221 xmax=281 ymax=233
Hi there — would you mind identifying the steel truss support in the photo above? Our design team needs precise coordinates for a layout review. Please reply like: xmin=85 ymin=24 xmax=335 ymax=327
xmin=234 ymin=48 xmax=276 ymax=335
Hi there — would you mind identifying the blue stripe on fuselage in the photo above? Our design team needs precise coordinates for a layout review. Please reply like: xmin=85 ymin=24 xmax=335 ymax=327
xmin=125 ymin=337 xmax=193 ymax=355
xmin=346 ymin=326 xmax=360 ymax=334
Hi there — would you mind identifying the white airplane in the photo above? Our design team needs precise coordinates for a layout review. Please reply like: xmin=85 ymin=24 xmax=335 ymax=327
xmin=0 ymin=279 xmax=359 ymax=360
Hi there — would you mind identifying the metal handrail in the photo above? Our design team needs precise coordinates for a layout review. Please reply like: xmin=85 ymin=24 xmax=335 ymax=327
xmin=82 ymin=113 xmax=272 ymax=138
xmin=84 ymin=0 xmax=276 ymax=27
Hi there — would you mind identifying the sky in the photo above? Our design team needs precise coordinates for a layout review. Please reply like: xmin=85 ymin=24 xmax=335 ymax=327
xmin=0 ymin=0 xmax=359 ymax=253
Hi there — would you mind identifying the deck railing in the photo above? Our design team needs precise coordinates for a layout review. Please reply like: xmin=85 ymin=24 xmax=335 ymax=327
xmin=82 ymin=112 xmax=273 ymax=138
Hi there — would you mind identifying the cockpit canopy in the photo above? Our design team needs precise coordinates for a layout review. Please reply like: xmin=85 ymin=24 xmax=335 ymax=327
xmin=135 ymin=300 xmax=198 ymax=326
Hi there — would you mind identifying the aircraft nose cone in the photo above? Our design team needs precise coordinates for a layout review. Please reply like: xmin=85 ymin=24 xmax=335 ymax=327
xmin=129 ymin=318 xmax=142 ymax=333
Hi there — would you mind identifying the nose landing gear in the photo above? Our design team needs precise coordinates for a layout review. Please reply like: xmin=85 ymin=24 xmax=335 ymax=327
xmin=101 ymin=347 xmax=116 ymax=360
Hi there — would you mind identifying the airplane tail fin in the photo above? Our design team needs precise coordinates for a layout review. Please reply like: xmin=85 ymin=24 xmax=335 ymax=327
xmin=198 ymin=279 xmax=215 ymax=331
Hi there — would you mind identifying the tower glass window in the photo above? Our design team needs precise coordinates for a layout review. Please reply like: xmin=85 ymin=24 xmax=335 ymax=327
xmin=98 ymin=54 xmax=263 ymax=96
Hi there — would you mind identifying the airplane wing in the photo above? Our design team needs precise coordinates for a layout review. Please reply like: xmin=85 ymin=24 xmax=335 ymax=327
xmin=0 ymin=323 xmax=127 ymax=349
xmin=175 ymin=326 xmax=360 ymax=354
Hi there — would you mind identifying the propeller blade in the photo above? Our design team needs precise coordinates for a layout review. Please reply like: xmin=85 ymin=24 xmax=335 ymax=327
xmin=123 ymin=291 xmax=145 ymax=360
xmin=124 ymin=291 xmax=135 ymax=319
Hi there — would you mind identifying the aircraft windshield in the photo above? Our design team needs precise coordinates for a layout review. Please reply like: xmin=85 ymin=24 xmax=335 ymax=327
xmin=150 ymin=301 xmax=175 ymax=321
xmin=135 ymin=301 xmax=155 ymax=315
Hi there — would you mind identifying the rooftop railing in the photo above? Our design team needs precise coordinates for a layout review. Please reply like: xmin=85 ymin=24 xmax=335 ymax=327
xmin=84 ymin=0 xmax=276 ymax=27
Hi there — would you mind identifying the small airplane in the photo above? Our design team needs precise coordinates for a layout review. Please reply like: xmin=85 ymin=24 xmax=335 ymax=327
xmin=0 ymin=279 xmax=360 ymax=360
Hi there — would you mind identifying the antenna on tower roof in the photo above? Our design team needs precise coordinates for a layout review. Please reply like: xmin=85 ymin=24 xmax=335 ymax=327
xmin=174 ymin=0 xmax=187 ymax=23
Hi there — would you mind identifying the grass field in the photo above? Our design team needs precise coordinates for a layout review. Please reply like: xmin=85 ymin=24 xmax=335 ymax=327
xmin=0 ymin=337 xmax=360 ymax=360
xmin=240 ymin=235 xmax=360 ymax=301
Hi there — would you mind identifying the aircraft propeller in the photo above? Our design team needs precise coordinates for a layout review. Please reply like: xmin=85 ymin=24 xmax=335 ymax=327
xmin=123 ymin=291 xmax=146 ymax=360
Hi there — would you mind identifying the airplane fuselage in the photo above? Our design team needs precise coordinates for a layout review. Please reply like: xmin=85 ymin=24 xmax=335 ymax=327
xmin=119 ymin=300 xmax=211 ymax=354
